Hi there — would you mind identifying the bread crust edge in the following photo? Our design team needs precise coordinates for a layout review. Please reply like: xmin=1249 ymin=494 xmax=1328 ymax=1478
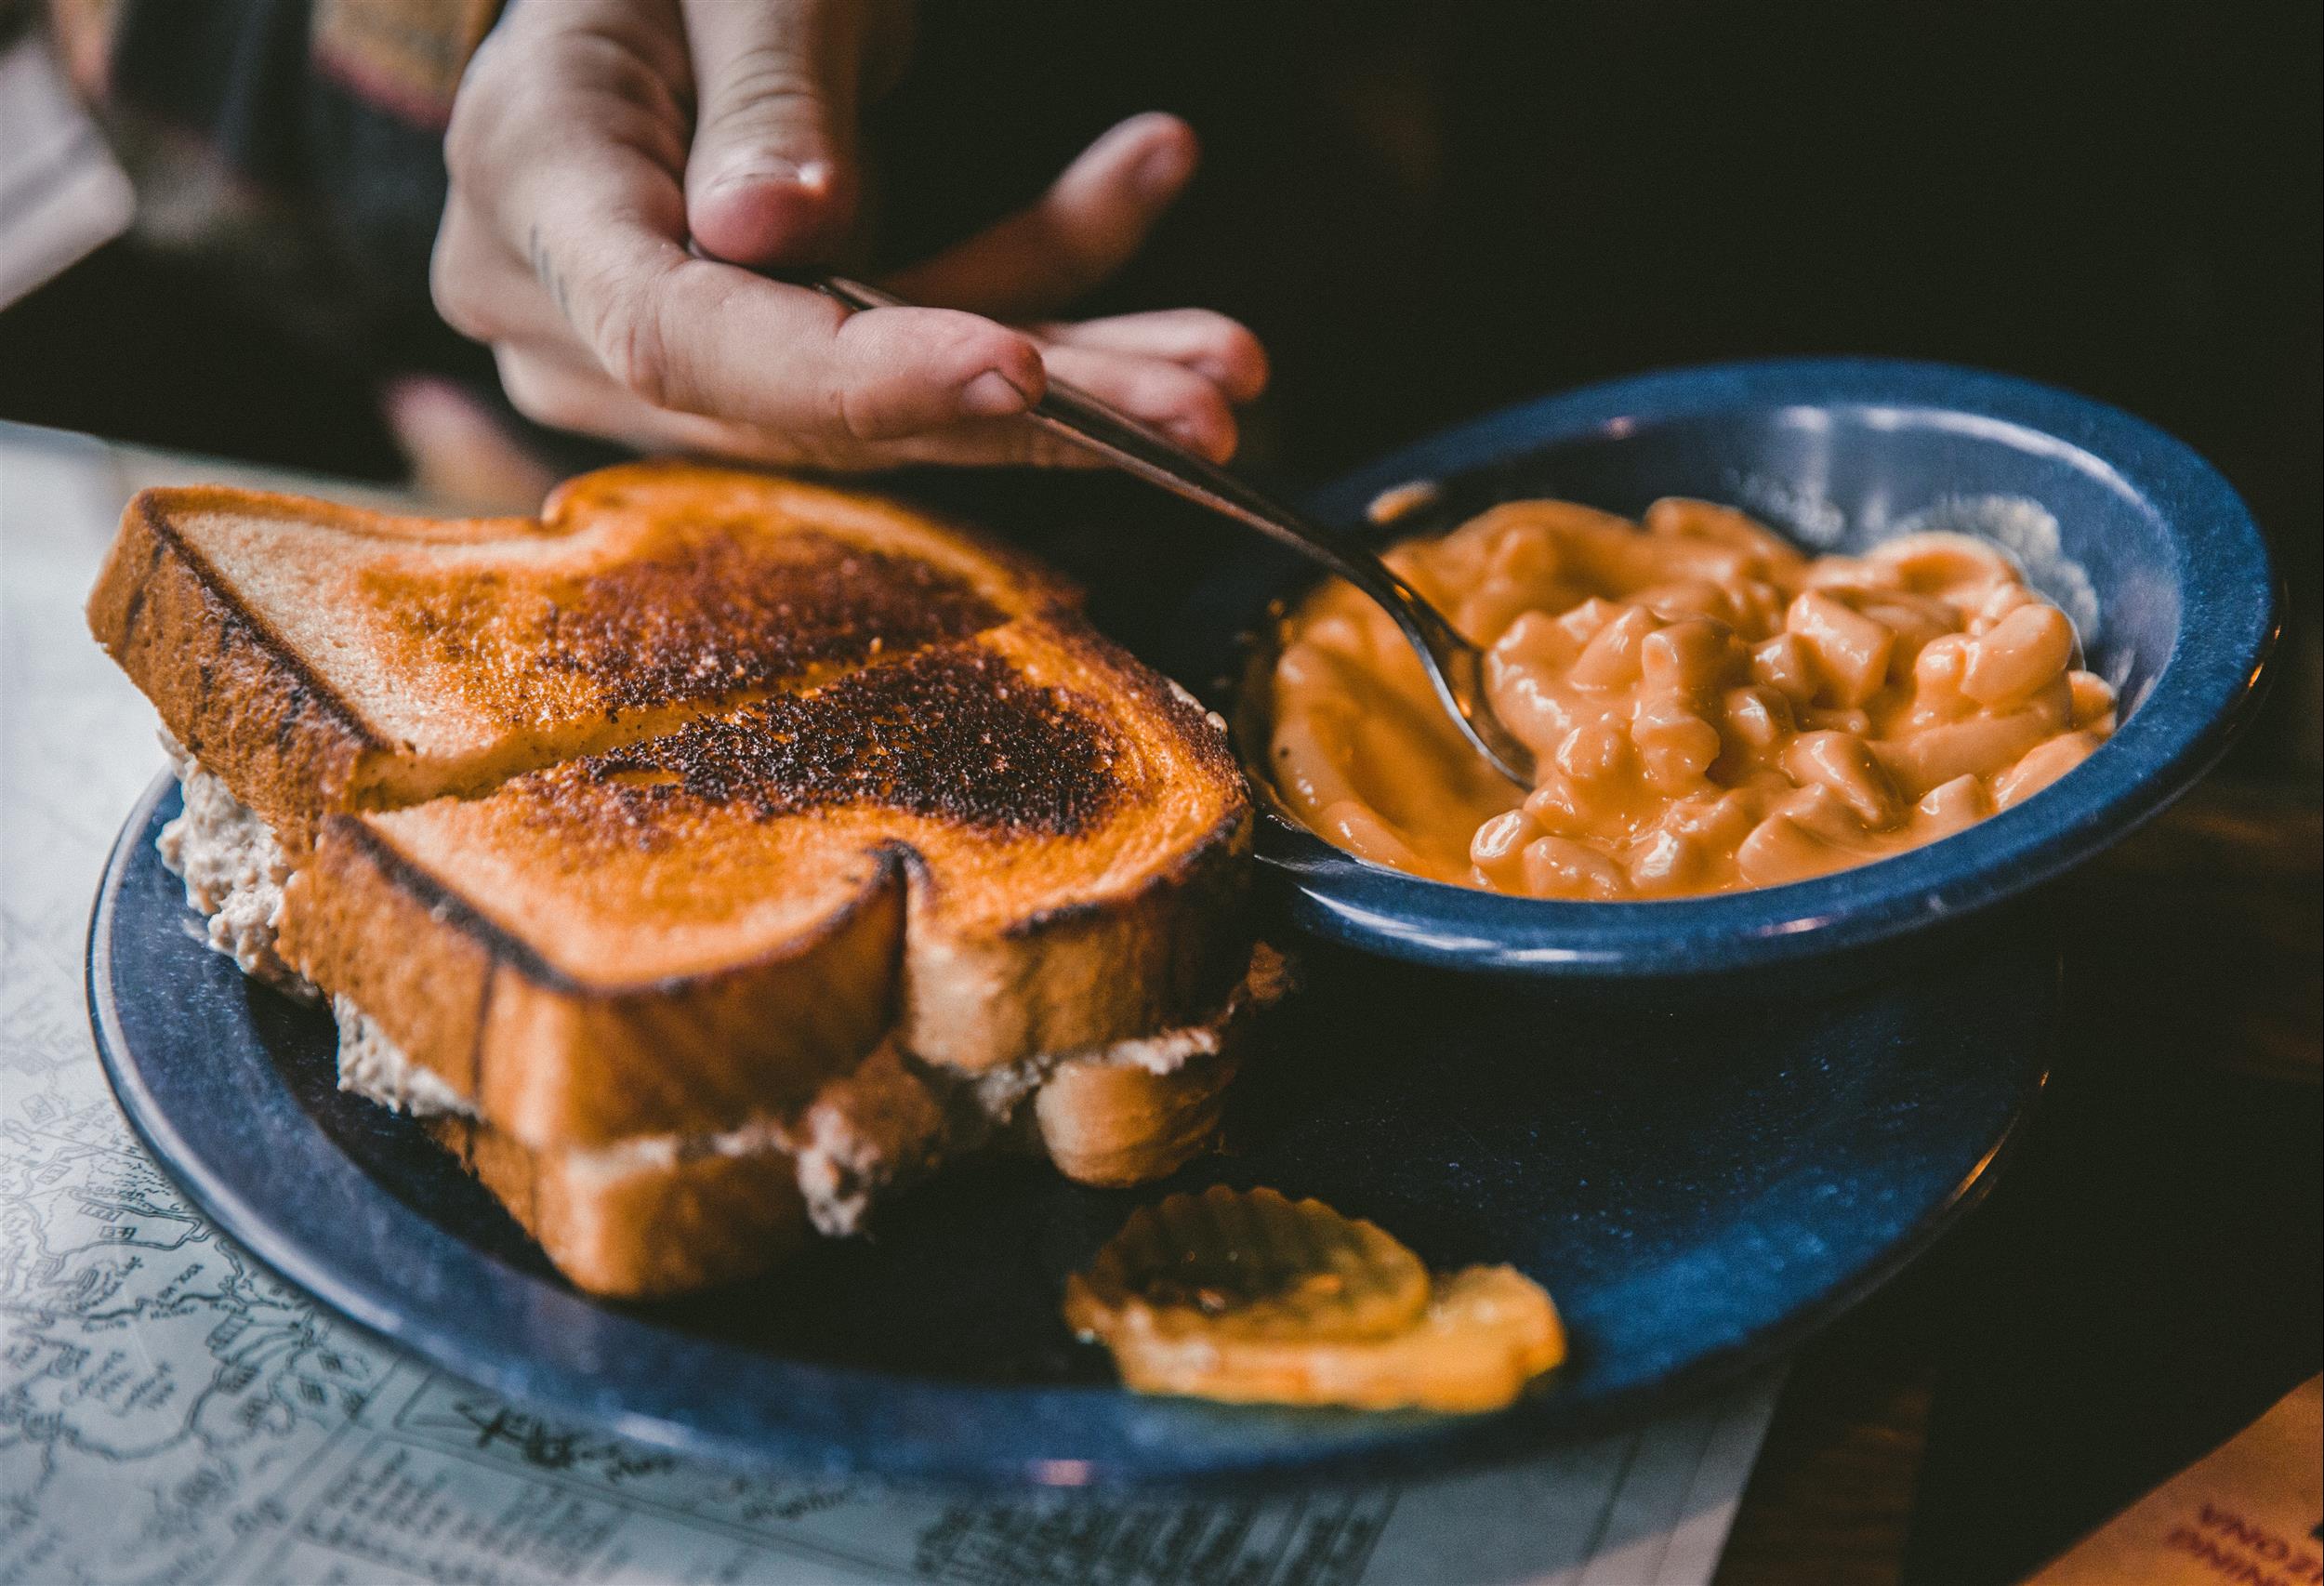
xmin=283 ymin=818 xmax=904 ymax=1145
xmin=87 ymin=489 xmax=390 ymax=852
xmin=902 ymin=623 xmax=1256 ymax=1072
xmin=426 ymin=1116 xmax=811 ymax=1299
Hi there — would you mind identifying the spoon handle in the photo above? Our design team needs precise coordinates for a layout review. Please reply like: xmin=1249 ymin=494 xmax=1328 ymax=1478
xmin=785 ymin=272 xmax=1533 ymax=785
xmin=808 ymin=279 xmax=1390 ymax=585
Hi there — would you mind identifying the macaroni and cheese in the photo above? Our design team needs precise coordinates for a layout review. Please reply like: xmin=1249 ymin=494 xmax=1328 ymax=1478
xmin=1267 ymin=496 xmax=2116 ymax=900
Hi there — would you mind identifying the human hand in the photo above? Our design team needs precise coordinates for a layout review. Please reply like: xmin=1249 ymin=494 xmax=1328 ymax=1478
xmin=431 ymin=0 xmax=1267 ymax=469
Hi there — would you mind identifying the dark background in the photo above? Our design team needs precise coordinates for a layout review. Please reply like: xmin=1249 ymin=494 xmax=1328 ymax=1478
xmin=5 ymin=1 xmax=2317 ymax=770
xmin=3 ymin=5 xmax=2317 ymax=1579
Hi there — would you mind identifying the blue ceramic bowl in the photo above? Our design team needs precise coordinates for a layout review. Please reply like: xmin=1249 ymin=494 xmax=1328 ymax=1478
xmin=1200 ymin=359 xmax=2278 ymax=978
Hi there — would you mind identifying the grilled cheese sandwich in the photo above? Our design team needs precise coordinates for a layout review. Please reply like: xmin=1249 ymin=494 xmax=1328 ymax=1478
xmin=95 ymin=462 xmax=1280 ymax=1296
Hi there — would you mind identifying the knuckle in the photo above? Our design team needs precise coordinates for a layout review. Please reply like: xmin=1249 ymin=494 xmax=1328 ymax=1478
xmin=832 ymin=378 xmax=890 ymax=444
xmin=597 ymin=300 xmax=672 ymax=410
xmin=582 ymin=37 xmax=690 ymax=133
xmin=590 ymin=259 xmax=709 ymax=415
xmin=834 ymin=402 xmax=877 ymax=443
xmin=830 ymin=333 xmax=937 ymax=443
xmin=831 ymin=308 xmax=1008 ymax=445
xmin=429 ymin=274 xmax=484 ymax=342
xmin=449 ymin=24 xmax=686 ymax=179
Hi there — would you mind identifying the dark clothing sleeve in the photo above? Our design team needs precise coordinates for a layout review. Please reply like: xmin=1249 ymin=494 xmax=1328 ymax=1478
xmin=59 ymin=0 xmax=499 ymax=377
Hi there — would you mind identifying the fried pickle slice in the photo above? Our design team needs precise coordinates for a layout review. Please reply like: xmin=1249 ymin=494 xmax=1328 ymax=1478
xmin=1066 ymin=1185 xmax=1565 ymax=1412
xmin=1064 ymin=1185 xmax=1429 ymax=1344
xmin=1099 ymin=1264 xmax=1565 ymax=1412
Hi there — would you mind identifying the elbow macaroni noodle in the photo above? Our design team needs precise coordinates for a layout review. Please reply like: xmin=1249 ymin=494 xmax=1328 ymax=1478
xmin=1267 ymin=496 xmax=2116 ymax=900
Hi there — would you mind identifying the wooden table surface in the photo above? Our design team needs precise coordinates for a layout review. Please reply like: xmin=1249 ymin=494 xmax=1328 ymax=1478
xmin=1715 ymin=780 xmax=2322 ymax=1585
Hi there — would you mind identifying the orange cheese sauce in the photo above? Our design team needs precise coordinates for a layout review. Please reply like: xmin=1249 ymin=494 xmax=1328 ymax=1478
xmin=1267 ymin=497 xmax=2118 ymax=900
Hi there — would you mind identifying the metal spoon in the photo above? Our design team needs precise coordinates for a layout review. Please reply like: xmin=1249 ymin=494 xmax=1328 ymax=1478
xmin=782 ymin=272 xmax=1537 ymax=786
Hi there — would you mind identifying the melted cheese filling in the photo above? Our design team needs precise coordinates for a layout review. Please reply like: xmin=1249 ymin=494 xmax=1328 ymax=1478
xmin=156 ymin=744 xmax=316 ymax=998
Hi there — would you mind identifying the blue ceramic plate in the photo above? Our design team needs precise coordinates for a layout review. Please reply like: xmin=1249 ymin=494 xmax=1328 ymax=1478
xmin=91 ymin=772 xmax=2051 ymax=1488
xmin=1182 ymin=358 xmax=2276 ymax=979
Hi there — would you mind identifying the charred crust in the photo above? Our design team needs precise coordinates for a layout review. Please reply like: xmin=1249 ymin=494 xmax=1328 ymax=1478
xmin=1046 ymin=621 xmax=1246 ymax=786
xmin=363 ymin=522 xmax=1015 ymax=722
xmin=469 ymin=955 xmax=497 ymax=1100
xmin=983 ymin=622 xmax=1251 ymax=945
xmin=556 ymin=461 xmax=1089 ymax=616
xmin=878 ymin=837 xmax=934 ymax=896
xmin=272 ymin=704 xmax=308 ymax=758
xmin=113 ymin=534 xmax=163 ymax=646
xmin=137 ymin=493 xmax=386 ymax=758
xmin=538 ymin=643 xmax=1128 ymax=841
xmin=999 ymin=803 xmax=1251 ymax=942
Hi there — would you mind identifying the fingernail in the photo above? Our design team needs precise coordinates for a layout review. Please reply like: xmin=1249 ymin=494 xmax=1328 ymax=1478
xmin=1133 ymin=141 xmax=1192 ymax=201
xmin=1168 ymin=416 xmax=1234 ymax=460
xmin=958 ymin=369 xmax=1035 ymax=417
xmin=709 ymin=158 xmax=830 ymax=194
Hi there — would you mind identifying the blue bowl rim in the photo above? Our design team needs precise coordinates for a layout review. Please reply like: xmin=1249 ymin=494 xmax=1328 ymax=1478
xmin=1244 ymin=356 xmax=2281 ymax=975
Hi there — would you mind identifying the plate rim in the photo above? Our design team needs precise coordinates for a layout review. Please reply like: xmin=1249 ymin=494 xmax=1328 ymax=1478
xmin=89 ymin=768 xmax=2047 ymax=1488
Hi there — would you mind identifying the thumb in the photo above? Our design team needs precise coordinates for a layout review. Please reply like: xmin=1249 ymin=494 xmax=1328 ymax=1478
xmin=681 ymin=0 xmax=860 ymax=265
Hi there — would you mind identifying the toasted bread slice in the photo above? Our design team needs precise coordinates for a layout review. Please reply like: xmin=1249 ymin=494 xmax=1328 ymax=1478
xmin=87 ymin=463 xmax=1069 ymax=852
xmin=411 ymin=996 xmax=1264 ymax=1300
xmin=422 ymin=1114 xmax=812 ymax=1298
xmin=788 ymin=944 xmax=1288 ymax=1230
xmin=1030 ymin=943 xmax=1293 ymax=1185
xmin=279 ymin=621 xmax=1252 ymax=1144
xmin=1033 ymin=1043 xmax=1243 ymax=1188
xmin=349 ymin=947 xmax=1283 ymax=1298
